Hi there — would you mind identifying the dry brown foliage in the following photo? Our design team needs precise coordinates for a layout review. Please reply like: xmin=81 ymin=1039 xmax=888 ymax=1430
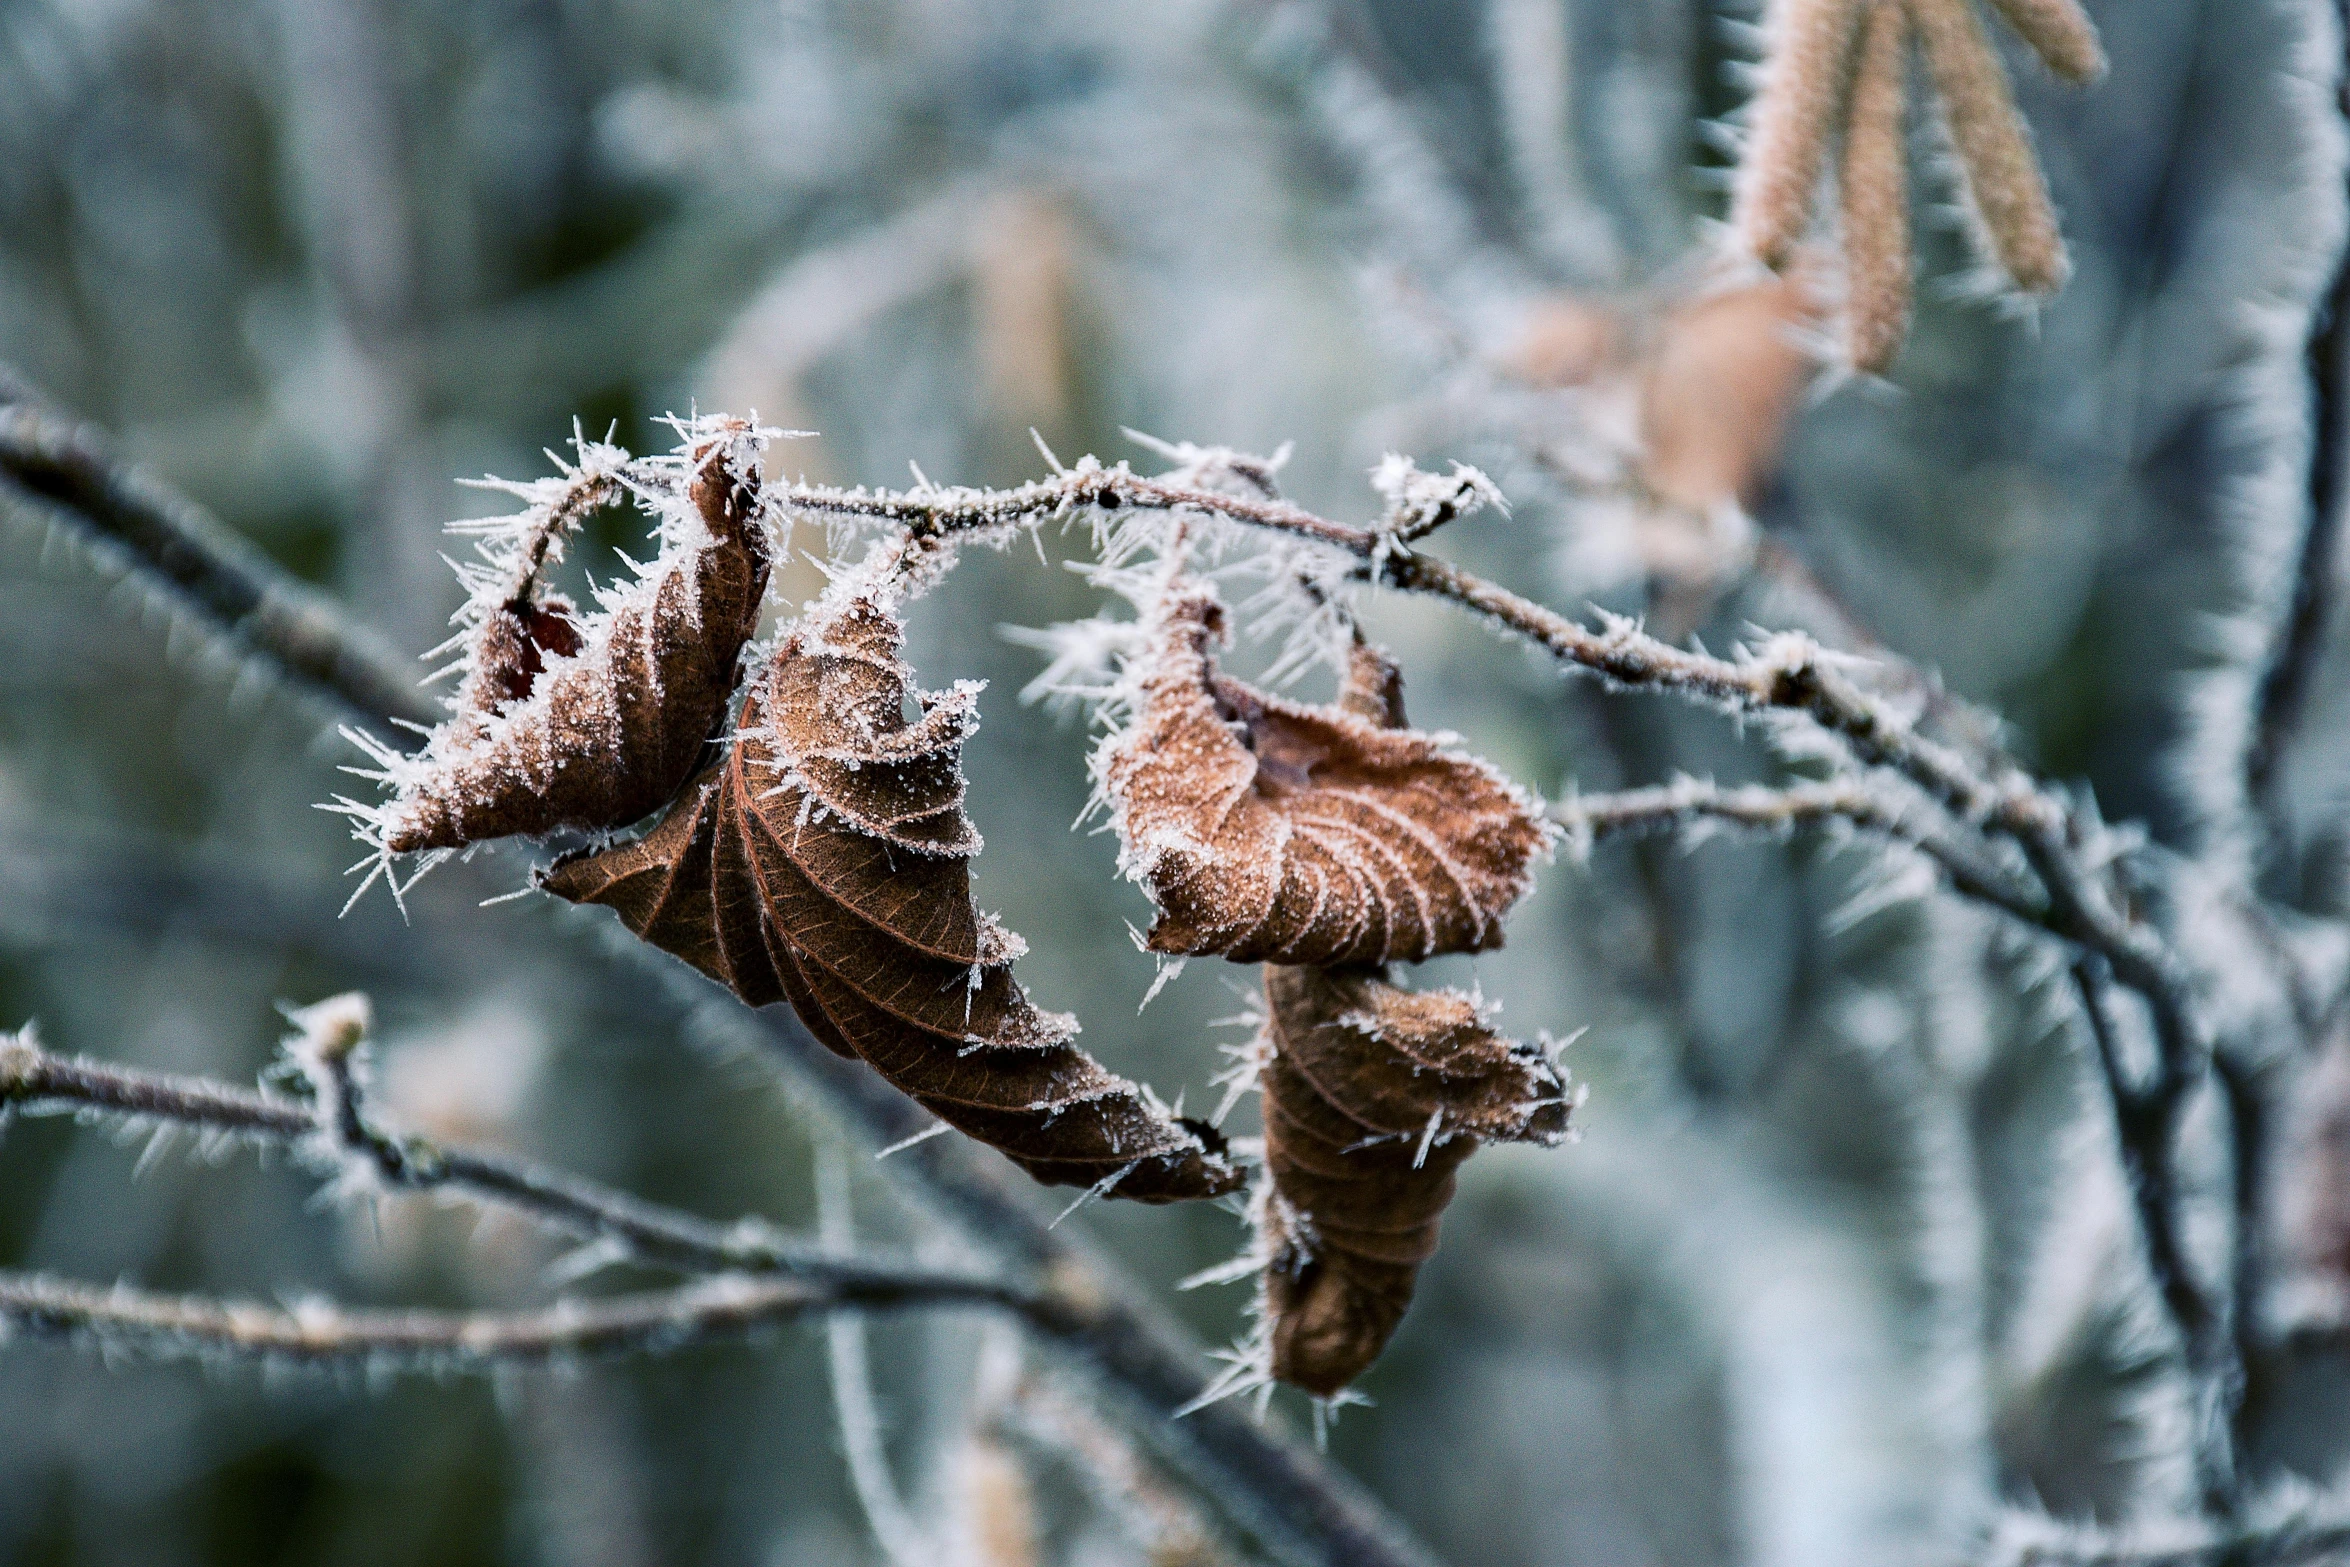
xmin=1103 ymin=586 xmax=1547 ymax=968
xmin=1641 ymin=272 xmax=1825 ymax=512
xmin=1506 ymin=269 xmax=1824 ymax=520
xmin=378 ymin=430 xmax=772 ymax=854
xmin=547 ymin=587 xmax=1241 ymax=1203
xmin=1254 ymin=964 xmax=1574 ymax=1396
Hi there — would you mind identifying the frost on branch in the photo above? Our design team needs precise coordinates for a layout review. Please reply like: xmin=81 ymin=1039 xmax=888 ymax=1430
xmin=1100 ymin=580 xmax=1548 ymax=967
xmin=340 ymin=417 xmax=776 ymax=865
xmin=1249 ymin=965 xmax=1576 ymax=1397
xmin=546 ymin=577 xmax=1239 ymax=1204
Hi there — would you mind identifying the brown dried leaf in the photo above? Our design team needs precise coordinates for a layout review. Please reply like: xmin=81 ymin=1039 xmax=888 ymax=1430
xmin=548 ymin=588 xmax=1239 ymax=1204
xmin=1256 ymin=964 xmax=1574 ymax=1395
xmin=374 ymin=426 xmax=772 ymax=855
xmin=1103 ymin=588 xmax=1547 ymax=968
xmin=1641 ymin=271 xmax=1824 ymax=512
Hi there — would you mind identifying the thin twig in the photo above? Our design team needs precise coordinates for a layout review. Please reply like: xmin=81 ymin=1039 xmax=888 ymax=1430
xmin=819 ymin=1151 xmax=935 ymax=1567
xmin=0 ymin=1268 xmax=1012 ymax=1371
xmin=1555 ymin=777 xmax=2051 ymax=928
xmin=788 ymin=463 xmax=2208 ymax=1038
xmin=0 ymin=1032 xmax=880 ymax=1285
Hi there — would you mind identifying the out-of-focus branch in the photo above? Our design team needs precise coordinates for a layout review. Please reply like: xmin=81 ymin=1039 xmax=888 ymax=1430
xmin=2070 ymin=959 xmax=2238 ymax=1503
xmin=818 ymin=1154 xmax=935 ymax=1567
xmin=4 ymin=396 xmax=1444 ymax=1567
xmin=1555 ymin=776 xmax=2050 ymax=927
xmin=993 ymin=1361 xmax=1238 ymax=1567
xmin=0 ymin=405 xmax=437 ymax=733
xmin=2247 ymin=35 xmax=2350 ymax=822
xmin=1989 ymin=1511 xmax=2350 ymax=1566
xmin=0 ymin=1030 xmax=890 ymax=1287
xmin=0 ymin=1268 xmax=1009 ymax=1371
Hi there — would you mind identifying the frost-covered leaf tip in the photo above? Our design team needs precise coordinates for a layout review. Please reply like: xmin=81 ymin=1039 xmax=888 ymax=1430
xmin=341 ymin=417 xmax=775 ymax=864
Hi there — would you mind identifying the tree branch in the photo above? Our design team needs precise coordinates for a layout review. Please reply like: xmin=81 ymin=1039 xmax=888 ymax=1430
xmin=786 ymin=462 xmax=2093 ymax=869
xmin=0 ymin=404 xmax=438 ymax=734
xmin=1555 ymin=776 xmax=2053 ymax=928
xmin=2247 ymin=28 xmax=2350 ymax=820
xmin=0 ymin=1029 xmax=917 ymax=1288
xmin=0 ymin=1268 xmax=1013 ymax=1371
xmin=2069 ymin=958 xmax=2238 ymax=1505
xmin=1990 ymin=1511 xmax=2350 ymax=1567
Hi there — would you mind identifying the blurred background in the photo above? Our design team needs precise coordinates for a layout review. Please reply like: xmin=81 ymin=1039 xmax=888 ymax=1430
xmin=1 ymin=0 xmax=2347 ymax=1563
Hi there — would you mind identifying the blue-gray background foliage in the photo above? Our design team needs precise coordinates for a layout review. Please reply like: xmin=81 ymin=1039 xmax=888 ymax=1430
xmin=0 ymin=0 xmax=2344 ymax=1563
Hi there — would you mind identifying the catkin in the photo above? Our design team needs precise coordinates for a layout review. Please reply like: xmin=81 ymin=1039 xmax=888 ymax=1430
xmin=1841 ymin=1 xmax=1914 ymax=372
xmin=1907 ymin=0 xmax=2068 ymax=293
xmin=1984 ymin=0 xmax=2105 ymax=84
xmin=1732 ymin=0 xmax=1869 ymax=269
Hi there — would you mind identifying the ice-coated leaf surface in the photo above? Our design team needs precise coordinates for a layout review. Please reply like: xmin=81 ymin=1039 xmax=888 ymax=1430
xmin=370 ymin=421 xmax=774 ymax=854
xmin=548 ymin=588 xmax=1239 ymax=1204
xmin=1256 ymin=964 xmax=1574 ymax=1396
xmin=1103 ymin=586 xmax=1548 ymax=967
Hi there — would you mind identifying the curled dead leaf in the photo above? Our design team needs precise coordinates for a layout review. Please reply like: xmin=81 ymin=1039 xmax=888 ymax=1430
xmin=368 ymin=423 xmax=773 ymax=855
xmin=1255 ymin=964 xmax=1574 ymax=1395
xmin=1640 ymin=272 xmax=1822 ymax=514
xmin=1102 ymin=587 xmax=1547 ymax=968
xmin=547 ymin=587 xmax=1239 ymax=1204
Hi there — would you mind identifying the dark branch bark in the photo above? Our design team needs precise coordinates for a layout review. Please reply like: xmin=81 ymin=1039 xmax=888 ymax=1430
xmin=0 ymin=405 xmax=438 ymax=735
xmin=2070 ymin=959 xmax=2239 ymax=1506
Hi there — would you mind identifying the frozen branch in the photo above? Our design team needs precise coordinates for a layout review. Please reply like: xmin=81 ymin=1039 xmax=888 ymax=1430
xmin=787 ymin=461 xmax=2064 ymax=843
xmin=819 ymin=1154 xmax=935 ymax=1567
xmin=0 ymin=1025 xmax=888 ymax=1285
xmin=0 ymin=1268 xmax=1012 ymax=1373
xmin=0 ymin=404 xmax=438 ymax=734
xmin=1555 ymin=777 xmax=2050 ymax=927
xmin=790 ymin=462 xmax=2217 ymax=1042
xmin=2247 ymin=49 xmax=2350 ymax=820
xmin=2070 ymin=959 xmax=2238 ymax=1503
xmin=1987 ymin=1510 xmax=2350 ymax=1566
xmin=0 ymin=1024 xmax=986 ymax=1296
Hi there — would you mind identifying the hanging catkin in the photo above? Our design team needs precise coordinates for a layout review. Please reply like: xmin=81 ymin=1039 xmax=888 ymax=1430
xmin=1101 ymin=585 xmax=1547 ymax=968
xmin=1728 ymin=0 xmax=2102 ymax=366
xmin=547 ymin=585 xmax=1240 ymax=1204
